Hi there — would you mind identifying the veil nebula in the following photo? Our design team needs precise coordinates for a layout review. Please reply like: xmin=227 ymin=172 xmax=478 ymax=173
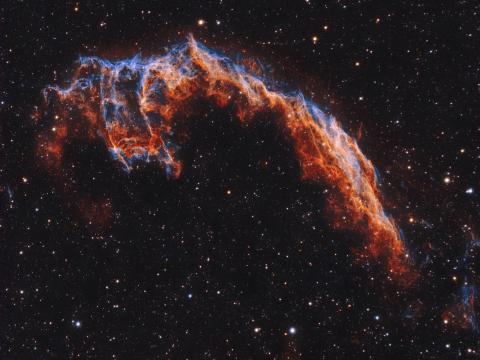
xmin=37 ymin=36 xmax=415 ymax=283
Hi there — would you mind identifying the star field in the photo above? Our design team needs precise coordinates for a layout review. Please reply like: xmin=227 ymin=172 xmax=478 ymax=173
xmin=1 ymin=1 xmax=480 ymax=359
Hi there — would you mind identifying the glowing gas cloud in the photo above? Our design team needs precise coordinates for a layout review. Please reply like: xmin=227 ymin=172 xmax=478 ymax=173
xmin=38 ymin=36 xmax=414 ymax=281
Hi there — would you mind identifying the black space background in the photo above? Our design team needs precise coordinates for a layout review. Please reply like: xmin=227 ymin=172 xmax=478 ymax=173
xmin=1 ymin=1 xmax=480 ymax=359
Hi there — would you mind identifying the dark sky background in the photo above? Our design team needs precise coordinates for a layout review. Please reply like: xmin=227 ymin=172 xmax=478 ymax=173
xmin=1 ymin=0 xmax=480 ymax=359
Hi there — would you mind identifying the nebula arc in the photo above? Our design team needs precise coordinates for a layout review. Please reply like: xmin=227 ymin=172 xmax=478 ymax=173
xmin=38 ymin=36 xmax=414 ymax=281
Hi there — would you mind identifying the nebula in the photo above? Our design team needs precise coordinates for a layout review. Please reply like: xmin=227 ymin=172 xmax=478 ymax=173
xmin=442 ymin=238 xmax=480 ymax=332
xmin=37 ymin=36 xmax=414 ymax=282
xmin=461 ymin=238 xmax=480 ymax=331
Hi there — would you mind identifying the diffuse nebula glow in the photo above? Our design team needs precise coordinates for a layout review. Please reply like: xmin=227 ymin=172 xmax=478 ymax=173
xmin=38 ymin=36 xmax=414 ymax=282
